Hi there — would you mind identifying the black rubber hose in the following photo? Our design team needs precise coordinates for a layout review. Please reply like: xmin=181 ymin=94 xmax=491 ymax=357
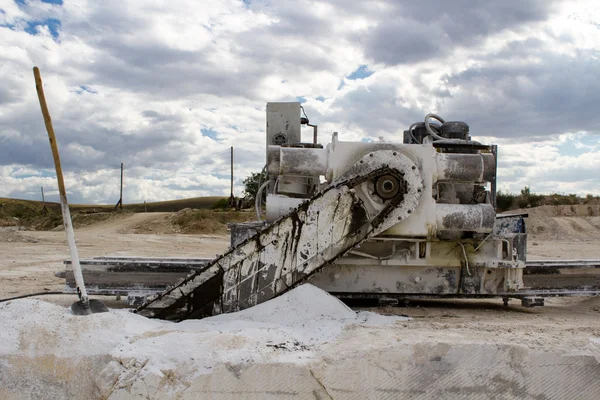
xmin=0 ymin=291 xmax=66 ymax=303
xmin=408 ymin=123 xmax=419 ymax=143
xmin=424 ymin=113 xmax=446 ymax=140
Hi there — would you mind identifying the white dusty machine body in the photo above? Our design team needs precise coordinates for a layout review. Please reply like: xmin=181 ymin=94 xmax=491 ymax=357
xmin=132 ymin=101 xmax=533 ymax=320
xmin=65 ymin=102 xmax=600 ymax=320
xmin=254 ymin=102 xmax=525 ymax=301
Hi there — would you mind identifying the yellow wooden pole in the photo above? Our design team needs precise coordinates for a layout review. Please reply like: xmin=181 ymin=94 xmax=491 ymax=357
xmin=34 ymin=67 xmax=68 ymax=200
xmin=33 ymin=67 xmax=107 ymax=314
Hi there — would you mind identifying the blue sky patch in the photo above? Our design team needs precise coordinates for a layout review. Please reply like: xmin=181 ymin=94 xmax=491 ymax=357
xmin=15 ymin=0 xmax=64 ymax=8
xmin=337 ymin=80 xmax=345 ymax=90
xmin=24 ymin=18 xmax=61 ymax=38
xmin=347 ymin=65 xmax=373 ymax=80
xmin=76 ymin=85 xmax=97 ymax=95
xmin=556 ymin=134 xmax=599 ymax=157
xmin=201 ymin=128 xmax=221 ymax=141
xmin=296 ymin=96 xmax=306 ymax=103
xmin=316 ymin=96 xmax=326 ymax=102
xmin=13 ymin=169 xmax=56 ymax=179
xmin=214 ymin=173 xmax=231 ymax=180
xmin=15 ymin=0 xmax=63 ymax=5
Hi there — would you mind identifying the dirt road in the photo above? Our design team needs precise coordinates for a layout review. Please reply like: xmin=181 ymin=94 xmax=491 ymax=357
xmin=0 ymin=213 xmax=228 ymax=298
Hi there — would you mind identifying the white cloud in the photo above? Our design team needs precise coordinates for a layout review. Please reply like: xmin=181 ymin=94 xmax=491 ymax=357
xmin=0 ymin=0 xmax=599 ymax=204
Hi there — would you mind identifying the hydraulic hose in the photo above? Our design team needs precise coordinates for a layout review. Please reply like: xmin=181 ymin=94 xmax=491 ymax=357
xmin=255 ymin=180 xmax=271 ymax=222
xmin=424 ymin=113 xmax=446 ymax=141
xmin=0 ymin=291 xmax=65 ymax=303
xmin=408 ymin=123 xmax=419 ymax=144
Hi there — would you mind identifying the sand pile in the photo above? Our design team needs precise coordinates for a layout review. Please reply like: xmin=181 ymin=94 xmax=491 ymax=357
xmin=509 ymin=205 xmax=600 ymax=240
xmin=0 ymin=284 xmax=403 ymax=399
xmin=2 ymin=286 xmax=600 ymax=399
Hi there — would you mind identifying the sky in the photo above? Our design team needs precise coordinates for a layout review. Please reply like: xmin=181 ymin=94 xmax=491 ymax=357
xmin=1 ymin=0 xmax=599 ymax=204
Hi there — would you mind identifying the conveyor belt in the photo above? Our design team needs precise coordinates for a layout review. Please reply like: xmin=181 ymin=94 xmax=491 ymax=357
xmin=133 ymin=152 xmax=424 ymax=320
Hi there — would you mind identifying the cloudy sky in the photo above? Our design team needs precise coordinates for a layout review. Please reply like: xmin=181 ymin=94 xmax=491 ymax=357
xmin=1 ymin=0 xmax=599 ymax=204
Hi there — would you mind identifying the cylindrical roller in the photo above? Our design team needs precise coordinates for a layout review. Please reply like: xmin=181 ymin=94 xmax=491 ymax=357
xmin=266 ymin=145 xmax=281 ymax=176
xmin=435 ymin=153 xmax=495 ymax=182
xmin=266 ymin=194 xmax=305 ymax=222
xmin=279 ymin=147 xmax=328 ymax=176
xmin=436 ymin=203 xmax=496 ymax=233
xmin=267 ymin=146 xmax=328 ymax=177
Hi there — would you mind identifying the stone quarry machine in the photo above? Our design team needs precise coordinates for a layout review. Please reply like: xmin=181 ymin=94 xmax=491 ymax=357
xmin=62 ymin=102 xmax=600 ymax=320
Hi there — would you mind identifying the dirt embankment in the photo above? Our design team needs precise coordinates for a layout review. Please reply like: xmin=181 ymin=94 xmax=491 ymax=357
xmin=0 ymin=196 xmax=232 ymax=231
xmin=1 ymin=203 xmax=255 ymax=236
xmin=0 ymin=202 xmax=127 ymax=231
xmin=508 ymin=204 xmax=600 ymax=241
xmin=125 ymin=208 xmax=256 ymax=235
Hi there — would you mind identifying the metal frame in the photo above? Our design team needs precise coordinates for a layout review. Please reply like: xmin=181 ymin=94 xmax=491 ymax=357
xmin=62 ymin=257 xmax=600 ymax=300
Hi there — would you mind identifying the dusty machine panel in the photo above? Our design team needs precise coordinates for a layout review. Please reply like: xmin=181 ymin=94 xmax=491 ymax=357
xmin=266 ymin=102 xmax=302 ymax=151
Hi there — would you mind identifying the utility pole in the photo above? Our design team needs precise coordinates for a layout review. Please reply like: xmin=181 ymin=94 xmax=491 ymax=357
xmin=114 ymin=162 xmax=124 ymax=210
xmin=120 ymin=162 xmax=124 ymax=210
xmin=228 ymin=146 xmax=237 ymax=209
xmin=41 ymin=186 xmax=49 ymax=214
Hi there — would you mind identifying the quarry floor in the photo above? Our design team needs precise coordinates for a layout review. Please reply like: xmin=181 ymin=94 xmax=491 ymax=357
xmin=1 ymin=211 xmax=600 ymax=399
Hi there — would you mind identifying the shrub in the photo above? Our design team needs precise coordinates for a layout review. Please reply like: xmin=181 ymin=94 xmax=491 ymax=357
xmin=211 ymin=198 xmax=230 ymax=210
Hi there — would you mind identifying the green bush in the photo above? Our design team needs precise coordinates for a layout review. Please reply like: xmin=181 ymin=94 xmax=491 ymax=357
xmin=516 ymin=186 xmax=544 ymax=208
xmin=496 ymin=187 xmax=592 ymax=211
xmin=243 ymin=170 xmax=268 ymax=204
xmin=211 ymin=198 xmax=230 ymax=210
xmin=496 ymin=190 xmax=515 ymax=212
